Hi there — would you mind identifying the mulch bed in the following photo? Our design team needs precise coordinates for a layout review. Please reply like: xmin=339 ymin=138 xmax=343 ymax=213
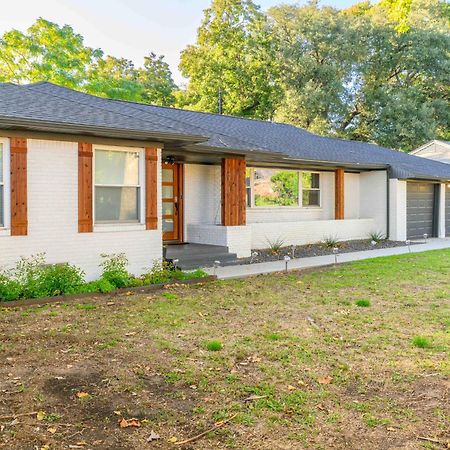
xmin=240 ymin=239 xmax=417 ymax=264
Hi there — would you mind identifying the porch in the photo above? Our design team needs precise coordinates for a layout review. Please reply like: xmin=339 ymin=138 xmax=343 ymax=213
xmin=161 ymin=153 xmax=388 ymax=261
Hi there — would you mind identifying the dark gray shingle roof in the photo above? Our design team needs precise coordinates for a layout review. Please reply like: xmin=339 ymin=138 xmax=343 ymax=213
xmin=1 ymin=82 xmax=449 ymax=181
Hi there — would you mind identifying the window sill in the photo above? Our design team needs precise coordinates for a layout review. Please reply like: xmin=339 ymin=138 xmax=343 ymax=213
xmin=247 ymin=206 xmax=322 ymax=211
xmin=0 ymin=228 xmax=11 ymax=237
xmin=94 ymin=223 xmax=146 ymax=233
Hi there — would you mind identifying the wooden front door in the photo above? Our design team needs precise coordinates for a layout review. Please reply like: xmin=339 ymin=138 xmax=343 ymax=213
xmin=162 ymin=163 xmax=183 ymax=242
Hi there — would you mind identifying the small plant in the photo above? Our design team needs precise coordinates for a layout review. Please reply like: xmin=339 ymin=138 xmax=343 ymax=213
xmin=266 ymin=332 xmax=281 ymax=341
xmin=162 ymin=292 xmax=178 ymax=300
xmin=99 ymin=253 xmax=131 ymax=288
xmin=267 ymin=237 xmax=285 ymax=255
xmin=355 ymin=299 xmax=371 ymax=307
xmin=368 ymin=231 xmax=386 ymax=243
xmin=412 ymin=336 xmax=431 ymax=348
xmin=321 ymin=236 xmax=340 ymax=249
xmin=142 ymin=260 xmax=174 ymax=285
xmin=205 ymin=340 xmax=223 ymax=351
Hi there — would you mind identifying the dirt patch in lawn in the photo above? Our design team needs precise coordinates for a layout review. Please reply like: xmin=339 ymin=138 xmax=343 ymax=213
xmin=0 ymin=249 xmax=449 ymax=449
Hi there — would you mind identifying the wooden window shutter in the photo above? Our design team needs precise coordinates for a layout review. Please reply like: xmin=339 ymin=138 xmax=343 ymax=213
xmin=221 ymin=158 xmax=246 ymax=226
xmin=335 ymin=168 xmax=345 ymax=220
xmin=78 ymin=143 xmax=93 ymax=232
xmin=10 ymin=137 xmax=28 ymax=236
xmin=145 ymin=147 xmax=158 ymax=230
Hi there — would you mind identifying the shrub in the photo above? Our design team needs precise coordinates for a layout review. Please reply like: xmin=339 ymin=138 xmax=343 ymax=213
xmin=412 ymin=336 xmax=431 ymax=348
xmin=142 ymin=261 xmax=174 ymax=285
xmin=205 ymin=340 xmax=223 ymax=351
xmin=355 ymin=299 xmax=371 ymax=307
xmin=267 ymin=237 xmax=285 ymax=254
xmin=173 ymin=269 xmax=208 ymax=281
xmin=39 ymin=263 xmax=85 ymax=296
xmin=321 ymin=236 xmax=340 ymax=249
xmin=0 ymin=273 xmax=22 ymax=301
xmin=100 ymin=253 xmax=131 ymax=288
xmin=368 ymin=231 xmax=386 ymax=243
xmin=14 ymin=253 xmax=48 ymax=299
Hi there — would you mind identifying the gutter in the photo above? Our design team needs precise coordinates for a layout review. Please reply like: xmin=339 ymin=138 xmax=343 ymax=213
xmin=0 ymin=116 xmax=208 ymax=144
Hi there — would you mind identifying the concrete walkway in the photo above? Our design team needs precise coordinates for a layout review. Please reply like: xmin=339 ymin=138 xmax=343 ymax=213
xmin=205 ymin=238 xmax=450 ymax=280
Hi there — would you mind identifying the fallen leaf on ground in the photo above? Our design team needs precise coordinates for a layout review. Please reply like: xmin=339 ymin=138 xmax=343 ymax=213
xmin=36 ymin=411 xmax=46 ymax=421
xmin=318 ymin=376 xmax=333 ymax=385
xmin=118 ymin=418 xmax=141 ymax=428
xmin=168 ymin=436 xmax=178 ymax=443
xmin=147 ymin=431 xmax=160 ymax=442
xmin=76 ymin=392 xmax=90 ymax=399
xmin=47 ymin=427 xmax=57 ymax=434
xmin=287 ymin=385 xmax=296 ymax=391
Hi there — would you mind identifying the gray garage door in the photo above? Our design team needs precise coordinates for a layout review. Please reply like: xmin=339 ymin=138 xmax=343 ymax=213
xmin=446 ymin=185 xmax=450 ymax=236
xmin=407 ymin=182 xmax=435 ymax=239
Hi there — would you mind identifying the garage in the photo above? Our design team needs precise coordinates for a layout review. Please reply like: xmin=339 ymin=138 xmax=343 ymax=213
xmin=446 ymin=184 xmax=450 ymax=236
xmin=406 ymin=182 xmax=436 ymax=239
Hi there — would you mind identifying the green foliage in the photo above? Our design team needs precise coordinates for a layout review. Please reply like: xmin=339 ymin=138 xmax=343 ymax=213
xmin=0 ymin=253 xmax=208 ymax=302
xmin=355 ymin=299 xmax=371 ymax=307
xmin=369 ymin=231 xmax=386 ymax=243
xmin=99 ymin=253 xmax=131 ymax=288
xmin=205 ymin=340 xmax=223 ymax=351
xmin=411 ymin=335 xmax=431 ymax=348
xmin=0 ymin=254 xmax=85 ymax=301
xmin=321 ymin=236 xmax=341 ymax=249
xmin=267 ymin=237 xmax=285 ymax=254
xmin=0 ymin=19 xmax=177 ymax=106
xmin=269 ymin=171 xmax=299 ymax=206
xmin=178 ymin=0 xmax=281 ymax=118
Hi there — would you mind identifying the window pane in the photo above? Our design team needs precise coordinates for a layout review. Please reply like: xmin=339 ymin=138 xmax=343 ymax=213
xmin=95 ymin=187 xmax=139 ymax=222
xmin=0 ymin=187 xmax=3 ymax=227
xmin=163 ymin=218 xmax=174 ymax=232
xmin=95 ymin=150 xmax=139 ymax=185
xmin=162 ymin=202 xmax=174 ymax=216
xmin=254 ymin=169 xmax=298 ymax=207
xmin=162 ymin=168 xmax=173 ymax=182
xmin=302 ymin=172 xmax=320 ymax=189
xmin=162 ymin=185 xmax=173 ymax=199
xmin=303 ymin=190 xmax=320 ymax=206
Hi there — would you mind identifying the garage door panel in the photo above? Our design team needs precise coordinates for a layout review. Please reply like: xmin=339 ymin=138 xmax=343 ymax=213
xmin=407 ymin=182 xmax=434 ymax=239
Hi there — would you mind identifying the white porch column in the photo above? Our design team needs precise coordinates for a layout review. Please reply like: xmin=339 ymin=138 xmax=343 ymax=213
xmin=438 ymin=183 xmax=446 ymax=238
xmin=389 ymin=179 xmax=407 ymax=241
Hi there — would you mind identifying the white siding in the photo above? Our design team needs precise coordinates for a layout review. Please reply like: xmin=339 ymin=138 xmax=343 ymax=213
xmin=344 ymin=173 xmax=360 ymax=219
xmin=0 ymin=139 xmax=162 ymax=280
xmin=389 ymin=179 xmax=407 ymax=241
xmin=183 ymin=164 xmax=221 ymax=228
xmin=360 ymin=171 xmax=388 ymax=236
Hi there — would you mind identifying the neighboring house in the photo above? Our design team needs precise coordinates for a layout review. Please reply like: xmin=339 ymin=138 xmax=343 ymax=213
xmin=412 ymin=140 xmax=450 ymax=164
xmin=0 ymin=82 xmax=449 ymax=278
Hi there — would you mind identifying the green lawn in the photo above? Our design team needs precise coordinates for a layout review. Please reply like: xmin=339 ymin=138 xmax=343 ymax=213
xmin=1 ymin=250 xmax=449 ymax=449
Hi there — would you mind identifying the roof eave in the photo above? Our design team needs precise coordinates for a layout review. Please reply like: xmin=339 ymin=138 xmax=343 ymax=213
xmin=0 ymin=116 xmax=208 ymax=145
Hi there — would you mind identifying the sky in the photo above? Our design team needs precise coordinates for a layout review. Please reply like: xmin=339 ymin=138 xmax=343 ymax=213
xmin=0 ymin=0 xmax=359 ymax=85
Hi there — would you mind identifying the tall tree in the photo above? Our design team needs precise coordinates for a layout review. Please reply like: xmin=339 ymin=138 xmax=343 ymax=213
xmin=0 ymin=18 xmax=178 ymax=106
xmin=139 ymin=53 xmax=177 ymax=106
xmin=270 ymin=0 xmax=449 ymax=150
xmin=0 ymin=18 xmax=101 ymax=87
xmin=178 ymin=0 xmax=281 ymax=118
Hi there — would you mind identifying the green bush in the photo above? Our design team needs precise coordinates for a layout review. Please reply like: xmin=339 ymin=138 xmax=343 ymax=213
xmin=39 ymin=263 xmax=85 ymax=296
xmin=100 ymin=253 xmax=131 ymax=288
xmin=0 ymin=273 xmax=22 ymax=301
xmin=0 ymin=253 xmax=209 ymax=302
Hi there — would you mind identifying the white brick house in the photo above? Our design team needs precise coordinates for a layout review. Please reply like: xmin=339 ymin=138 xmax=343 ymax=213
xmin=0 ymin=82 xmax=449 ymax=278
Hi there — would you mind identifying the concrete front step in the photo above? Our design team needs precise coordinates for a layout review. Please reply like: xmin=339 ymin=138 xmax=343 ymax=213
xmin=165 ymin=243 xmax=239 ymax=270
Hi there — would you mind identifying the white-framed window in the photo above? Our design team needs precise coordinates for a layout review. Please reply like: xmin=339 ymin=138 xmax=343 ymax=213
xmin=302 ymin=172 xmax=321 ymax=207
xmin=0 ymin=138 xmax=11 ymax=230
xmin=245 ymin=167 xmax=321 ymax=208
xmin=94 ymin=146 xmax=144 ymax=224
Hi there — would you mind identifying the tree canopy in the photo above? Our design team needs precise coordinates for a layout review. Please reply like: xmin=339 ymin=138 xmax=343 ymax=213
xmin=0 ymin=1 xmax=448 ymax=151
xmin=0 ymin=18 xmax=176 ymax=105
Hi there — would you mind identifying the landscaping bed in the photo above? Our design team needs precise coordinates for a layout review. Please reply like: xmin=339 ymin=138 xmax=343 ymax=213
xmin=0 ymin=249 xmax=449 ymax=449
xmin=241 ymin=239 xmax=416 ymax=264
